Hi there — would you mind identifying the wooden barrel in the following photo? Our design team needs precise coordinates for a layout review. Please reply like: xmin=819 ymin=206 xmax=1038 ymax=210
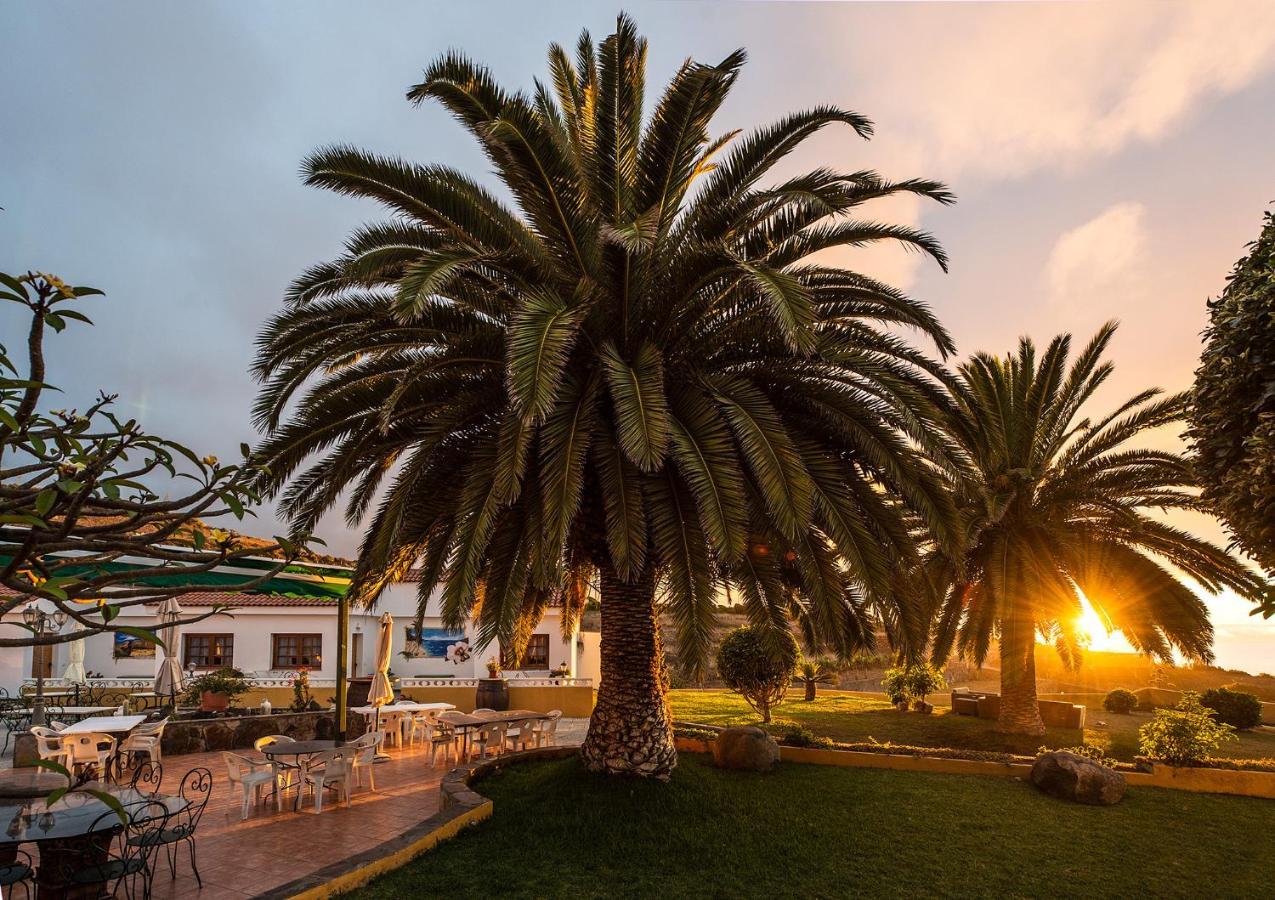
xmin=475 ymin=678 xmax=509 ymax=711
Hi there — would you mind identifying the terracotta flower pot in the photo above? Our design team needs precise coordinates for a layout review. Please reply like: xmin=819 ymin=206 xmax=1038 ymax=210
xmin=200 ymin=691 xmax=229 ymax=713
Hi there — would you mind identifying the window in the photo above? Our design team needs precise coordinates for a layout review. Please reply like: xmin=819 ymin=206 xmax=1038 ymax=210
xmin=503 ymin=634 xmax=550 ymax=670
xmin=272 ymin=634 xmax=322 ymax=669
xmin=183 ymin=633 xmax=234 ymax=669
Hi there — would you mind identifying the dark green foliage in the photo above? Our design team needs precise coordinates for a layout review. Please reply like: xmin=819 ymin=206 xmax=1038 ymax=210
xmin=1103 ymin=688 xmax=1139 ymax=715
xmin=1189 ymin=209 xmax=1275 ymax=607
xmin=252 ymin=14 xmax=960 ymax=673
xmin=715 ymin=625 xmax=799 ymax=720
xmin=1200 ymin=687 xmax=1262 ymax=730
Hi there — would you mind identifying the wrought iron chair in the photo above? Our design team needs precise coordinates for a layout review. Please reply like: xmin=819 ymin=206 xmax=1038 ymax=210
xmin=0 ymin=847 xmax=34 ymax=900
xmin=153 ymin=767 xmax=213 ymax=887
xmin=65 ymin=800 xmax=170 ymax=900
xmin=130 ymin=760 xmax=165 ymax=795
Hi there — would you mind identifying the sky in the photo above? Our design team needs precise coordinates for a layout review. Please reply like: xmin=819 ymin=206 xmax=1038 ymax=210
xmin=2 ymin=1 xmax=1273 ymax=673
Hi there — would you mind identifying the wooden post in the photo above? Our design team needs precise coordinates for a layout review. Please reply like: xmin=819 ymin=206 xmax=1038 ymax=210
xmin=336 ymin=594 xmax=349 ymax=741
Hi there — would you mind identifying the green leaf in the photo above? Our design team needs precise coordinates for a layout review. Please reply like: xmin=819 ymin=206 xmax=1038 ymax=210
xmin=43 ymin=312 xmax=66 ymax=332
xmin=600 ymin=341 xmax=671 ymax=471
xmin=506 ymin=288 xmax=587 ymax=422
xmin=55 ymin=309 xmax=93 ymax=325
xmin=34 ymin=489 xmax=56 ymax=516
xmin=84 ymin=789 xmax=128 ymax=824
xmin=668 ymin=392 xmax=748 ymax=563
xmin=0 ymin=273 xmax=28 ymax=298
xmin=0 ymin=408 xmax=18 ymax=431
xmin=737 ymin=260 xmax=816 ymax=355
xmin=33 ymin=759 xmax=71 ymax=780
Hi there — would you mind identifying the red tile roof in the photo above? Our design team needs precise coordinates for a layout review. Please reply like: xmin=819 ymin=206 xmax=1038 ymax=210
xmin=0 ymin=585 xmax=337 ymax=608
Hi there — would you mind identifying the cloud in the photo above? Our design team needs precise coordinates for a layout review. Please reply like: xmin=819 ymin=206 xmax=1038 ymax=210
xmin=855 ymin=1 xmax=1275 ymax=180
xmin=1045 ymin=202 xmax=1148 ymax=309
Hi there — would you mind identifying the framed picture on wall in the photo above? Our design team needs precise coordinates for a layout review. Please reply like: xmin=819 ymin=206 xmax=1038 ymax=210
xmin=404 ymin=625 xmax=467 ymax=658
xmin=113 ymin=631 xmax=156 ymax=659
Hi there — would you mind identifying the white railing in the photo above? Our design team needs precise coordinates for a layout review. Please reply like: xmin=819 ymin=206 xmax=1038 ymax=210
xmin=398 ymin=676 xmax=592 ymax=688
xmin=20 ymin=674 xmax=593 ymax=692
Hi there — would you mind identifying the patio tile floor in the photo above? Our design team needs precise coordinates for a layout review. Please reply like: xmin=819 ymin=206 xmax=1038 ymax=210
xmin=8 ymin=718 xmax=588 ymax=898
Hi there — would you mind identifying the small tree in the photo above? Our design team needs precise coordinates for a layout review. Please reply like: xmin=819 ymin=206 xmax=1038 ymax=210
xmin=1137 ymin=692 xmax=1237 ymax=766
xmin=1188 ymin=209 xmax=1275 ymax=611
xmin=794 ymin=658 xmax=841 ymax=702
xmin=1 ymin=270 xmax=314 ymax=650
xmin=882 ymin=662 xmax=946 ymax=710
xmin=715 ymin=627 xmax=799 ymax=723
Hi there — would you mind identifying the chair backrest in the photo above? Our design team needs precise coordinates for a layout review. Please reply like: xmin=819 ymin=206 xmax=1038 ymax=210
xmin=30 ymin=724 xmax=61 ymax=745
xmin=222 ymin=752 xmax=257 ymax=783
xmin=395 ymin=698 xmax=416 ymax=705
xmin=136 ymin=717 xmax=168 ymax=737
xmin=310 ymin=747 xmax=356 ymax=774
xmin=480 ymin=723 xmax=506 ymax=744
xmin=254 ymin=734 xmax=295 ymax=752
xmin=63 ymin=733 xmax=114 ymax=764
xmin=541 ymin=712 xmax=561 ymax=735
xmin=174 ymin=767 xmax=214 ymax=834
xmin=351 ymin=732 xmax=382 ymax=764
xmin=130 ymin=760 xmax=164 ymax=795
xmin=473 ymin=708 xmax=495 ymax=713
xmin=49 ymin=720 xmax=69 ymax=732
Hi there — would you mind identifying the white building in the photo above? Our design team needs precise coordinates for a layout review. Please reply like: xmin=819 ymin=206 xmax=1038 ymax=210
xmin=0 ymin=556 xmax=600 ymax=695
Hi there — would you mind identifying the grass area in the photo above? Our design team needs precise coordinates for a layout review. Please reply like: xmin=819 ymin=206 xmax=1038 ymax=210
xmin=668 ymin=689 xmax=1275 ymax=762
xmin=353 ymin=754 xmax=1273 ymax=899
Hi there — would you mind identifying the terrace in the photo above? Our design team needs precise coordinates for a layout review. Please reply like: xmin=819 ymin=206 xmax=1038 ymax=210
xmin=1 ymin=714 xmax=589 ymax=899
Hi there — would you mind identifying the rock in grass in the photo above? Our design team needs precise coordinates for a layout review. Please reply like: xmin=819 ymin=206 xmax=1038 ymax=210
xmin=1031 ymin=751 xmax=1126 ymax=805
xmin=712 ymin=726 xmax=780 ymax=772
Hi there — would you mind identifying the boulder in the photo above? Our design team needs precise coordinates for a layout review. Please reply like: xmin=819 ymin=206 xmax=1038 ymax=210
xmin=1031 ymin=751 xmax=1126 ymax=805
xmin=711 ymin=726 xmax=779 ymax=772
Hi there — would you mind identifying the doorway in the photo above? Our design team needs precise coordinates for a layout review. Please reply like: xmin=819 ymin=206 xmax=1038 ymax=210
xmin=31 ymin=643 xmax=53 ymax=679
xmin=351 ymin=632 xmax=363 ymax=678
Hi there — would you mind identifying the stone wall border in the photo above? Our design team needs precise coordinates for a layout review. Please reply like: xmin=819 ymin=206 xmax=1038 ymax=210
xmin=673 ymin=729 xmax=1275 ymax=801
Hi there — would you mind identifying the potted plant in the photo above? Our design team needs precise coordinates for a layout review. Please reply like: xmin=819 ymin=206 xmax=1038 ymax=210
xmin=485 ymin=657 xmax=502 ymax=679
xmin=905 ymin=663 xmax=946 ymax=714
xmin=184 ymin=667 xmax=253 ymax=713
xmin=882 ymin=666 xmax=911 ymax=711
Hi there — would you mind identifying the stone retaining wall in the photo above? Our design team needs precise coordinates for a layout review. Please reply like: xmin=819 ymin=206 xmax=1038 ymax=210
xmin=160 ymin=709 xmax=371 ymax=756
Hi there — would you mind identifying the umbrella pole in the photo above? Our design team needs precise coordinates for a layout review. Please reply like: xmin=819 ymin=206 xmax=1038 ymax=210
xmin=373 ymin=704 xmax=391 ymax=762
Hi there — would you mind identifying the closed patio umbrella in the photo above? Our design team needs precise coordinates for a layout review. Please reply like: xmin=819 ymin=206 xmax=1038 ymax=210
xmin=369 ymin=612 xmax=394 ymax=758
xmin=154 ymin=597 xmax=185 ymax=705
xmin=62 ymin=636 xmax=87 ymax=700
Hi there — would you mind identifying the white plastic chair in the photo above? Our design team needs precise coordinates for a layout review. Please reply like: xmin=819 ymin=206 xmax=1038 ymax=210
xmin=61 ymin=733 xmax=115 ymax=777
xmin=473 ymin=723 xmax=507 ymax=760
xmin=223 ymin=752 xmax=276 ymax=819
xmin=303 ymin=749 xmax=354 ymax=812
xmin=425 ymin=721 xmax=460 ymax=767
xmin=504 ymin=719 xmax=538 ymax=752
xmin=30 ymin=726 xmax=68 ymax=766
xmin=349 ymin=732 xmax=382 ymax=792
xmin=254 ymin=734 xmax=297 ymax=800
xmin=48 ymin=721 xmax=69 ymax=732
xmin=121 ymin=717 xmax=167 ymax=767
xmin=538 ymin=710 xmax=563 ymax=747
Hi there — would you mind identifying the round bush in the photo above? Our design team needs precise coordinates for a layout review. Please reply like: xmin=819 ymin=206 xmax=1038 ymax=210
xmin=1103 ymin=689 xmax=1139 ymax=715
xmin=1199 ymin=687 xmax=1262 ymax=730
xmin=715 ymin=626 xmax=799 ymax=722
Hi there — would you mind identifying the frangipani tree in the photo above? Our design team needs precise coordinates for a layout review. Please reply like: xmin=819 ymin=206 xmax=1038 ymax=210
xmin=254 ymin=15 xmax=957 ymax=776
xmin=925 ymin=325 xmax=1264 ymax=735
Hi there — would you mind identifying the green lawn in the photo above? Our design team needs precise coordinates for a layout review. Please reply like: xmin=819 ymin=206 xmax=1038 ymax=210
xmin=668 ymin=689 xmax=1275 ymax=762
xmin=353 ymin=754 xmax=1273 ymax=899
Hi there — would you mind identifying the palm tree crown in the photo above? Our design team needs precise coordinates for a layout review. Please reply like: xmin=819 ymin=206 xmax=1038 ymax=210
xmin=925 ymin=324 xmax=1263 ymax=733
xmin=254 ymin=17 xmax=959 ymax=773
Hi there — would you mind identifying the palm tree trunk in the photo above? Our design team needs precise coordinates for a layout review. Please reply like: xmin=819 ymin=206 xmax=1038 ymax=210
xmin=580 ymin=564 xmax=678 ymax=779
xmin=804 ymin=681 xmax=816 ymax=702
xmin=996 ymin=611 xmax=1045 ymax=736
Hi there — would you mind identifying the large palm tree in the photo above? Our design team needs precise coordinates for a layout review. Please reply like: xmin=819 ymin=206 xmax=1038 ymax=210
xmin=924 ymin=324 xmax=1264 ymax=735
xmin=253 ymin=15 xmax=959 ymax=777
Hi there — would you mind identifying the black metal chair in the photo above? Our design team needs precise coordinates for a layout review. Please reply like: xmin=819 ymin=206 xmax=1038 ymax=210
xmin=154 ymin=767 xmax=212 ymax=887
xmin=62 ymin=800 xmax=167 ymax=900
xmin=0 ymin=699 xmax=30 ymax=756
xmin=130 ymin=760 xmax=165 ymax=795
xmin=0 ymin=848 xmax=34 ymax=900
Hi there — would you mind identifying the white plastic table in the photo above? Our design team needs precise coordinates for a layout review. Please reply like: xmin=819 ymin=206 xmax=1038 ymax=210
xmin=60 ymin=714 xmax=147 ymax=779
xmin=351 ymin=702 xmax=454 ymax=748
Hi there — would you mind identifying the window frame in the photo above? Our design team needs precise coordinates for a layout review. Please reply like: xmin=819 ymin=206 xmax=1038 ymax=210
xmin=271 ymin=633 xmax=323 ymax=669
xmin=182 ymin=632 xmax=235 ymax=670
xmin=503 ymin=633 xmax=551 ymax=670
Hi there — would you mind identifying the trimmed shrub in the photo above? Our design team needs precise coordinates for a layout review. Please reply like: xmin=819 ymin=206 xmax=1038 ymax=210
xmin=1200 ymin=687 xmax=1262 ymax=730
xmin=882 ymin=662 xmax=947 ymax=707
xmin=715 ymin=626 xmax=799 ymax=723
xmin=1103 ymin=689 xmax=1139 ymax=715
xmin=1137 ymin=692 xmax=1237 ymax=766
